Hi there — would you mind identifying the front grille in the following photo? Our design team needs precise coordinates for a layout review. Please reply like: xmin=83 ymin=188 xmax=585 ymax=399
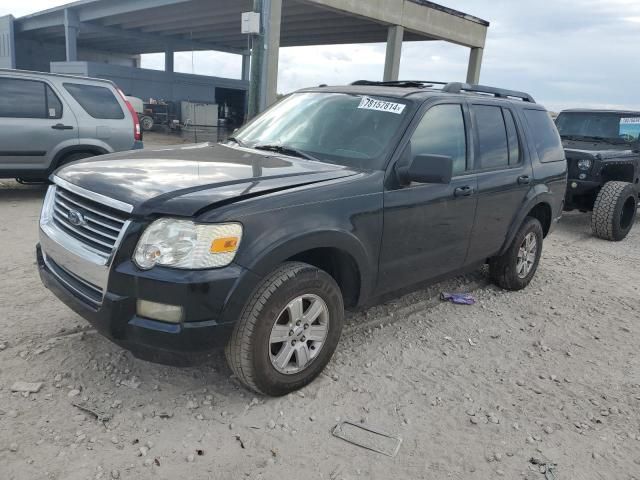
xmin=46 ymin=257 xmax=103 ymax=308
xmin=52 ymin=186 xmax=129 ymax=256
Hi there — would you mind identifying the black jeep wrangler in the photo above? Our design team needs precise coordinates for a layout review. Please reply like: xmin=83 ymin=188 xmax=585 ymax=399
xmin=37 ymin=81 xmax=566 ymax=396
xmin=557 ymin=109 xmax=640 ymax=241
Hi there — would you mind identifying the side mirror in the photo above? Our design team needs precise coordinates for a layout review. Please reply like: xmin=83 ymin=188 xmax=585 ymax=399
xmin=400 ymin=154 xmax=453 ymax=184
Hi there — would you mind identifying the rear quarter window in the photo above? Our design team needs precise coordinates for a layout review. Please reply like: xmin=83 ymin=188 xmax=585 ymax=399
xmin=523 ymin=109 xmax=564 ymax=163
xmin=63 ymin=83 xmax=125 ymax=120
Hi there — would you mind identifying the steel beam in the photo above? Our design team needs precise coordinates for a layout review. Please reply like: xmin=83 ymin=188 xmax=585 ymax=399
xmin=165 ymin=46 xmax=174 ymax=72
xmin=79 ymin=21 xmax=247 ymax=55
xmin=242 ymin=53 xmax=251 ymax=82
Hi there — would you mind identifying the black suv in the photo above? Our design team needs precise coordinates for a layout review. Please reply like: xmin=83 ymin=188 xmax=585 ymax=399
xmin=37 ymin=81 xmax=566 ymax=396
xmin=557 ymin=109 xmax=640 ymax=240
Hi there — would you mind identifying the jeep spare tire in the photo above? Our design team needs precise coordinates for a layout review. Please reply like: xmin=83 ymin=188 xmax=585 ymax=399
xmin=225 ymin=262 xmax=344 ymax=396
xmin=591 ymin=181 xmax=637 ymax=241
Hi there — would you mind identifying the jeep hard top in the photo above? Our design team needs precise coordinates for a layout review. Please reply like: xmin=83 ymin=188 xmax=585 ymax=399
xmin=556 ymin=109 xmax=640 ymax=240
xmin=37 ymin=81 xmax=567 ymax=395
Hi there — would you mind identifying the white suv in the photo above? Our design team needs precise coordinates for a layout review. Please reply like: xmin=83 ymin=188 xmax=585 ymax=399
xmin=0 ymin=69 xmax=142 ymax=182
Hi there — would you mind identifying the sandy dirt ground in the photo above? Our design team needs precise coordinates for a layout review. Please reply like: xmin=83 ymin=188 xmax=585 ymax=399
xmin=1 ymin=178 xmax=639 ymax=480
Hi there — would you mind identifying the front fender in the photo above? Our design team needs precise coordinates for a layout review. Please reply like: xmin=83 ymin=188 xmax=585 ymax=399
xmin=236 ymin=229 xmax=375 ymax=303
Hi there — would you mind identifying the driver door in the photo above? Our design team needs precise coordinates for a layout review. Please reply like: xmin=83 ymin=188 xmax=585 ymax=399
xmin=377 ymin=102 xmax=478 ymax=294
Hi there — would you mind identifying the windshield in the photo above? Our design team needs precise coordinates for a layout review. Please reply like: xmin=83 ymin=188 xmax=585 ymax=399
xmin=556 ymin=112 xmax=640 ymax=145
xmin=231 ymin=92 xmax=411 ymax=169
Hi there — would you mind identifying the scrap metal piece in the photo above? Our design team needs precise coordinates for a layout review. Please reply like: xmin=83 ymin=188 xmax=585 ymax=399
xmin=71 ymin=402 xmax=112 ymax=424
xmin=331 ymin=421 xmax=402 ymax=457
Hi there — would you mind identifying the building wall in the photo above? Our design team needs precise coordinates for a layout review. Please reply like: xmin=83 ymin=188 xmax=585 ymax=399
xmin=0 ymin=15 xmax=16 ymax=69
xmin=15 ymin=37 xmax=139 ymax=72
xmin=50 ymin=61 xmax=248 ymax=104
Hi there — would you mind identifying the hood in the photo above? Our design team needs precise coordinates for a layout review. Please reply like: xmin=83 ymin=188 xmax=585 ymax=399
xmin=55 ymin=143 xmax=359 ymax=216
xmin=562 ymin=139 xmax=639 ymax=159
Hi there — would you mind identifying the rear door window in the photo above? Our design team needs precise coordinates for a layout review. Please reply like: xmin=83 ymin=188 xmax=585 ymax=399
xmin=524 ymin=109 xmax=564 ymax=163
xmin=472 ymin=105 xmax=509 ymax=169
xmin=63 ymin=83 xmax=124 ymax=119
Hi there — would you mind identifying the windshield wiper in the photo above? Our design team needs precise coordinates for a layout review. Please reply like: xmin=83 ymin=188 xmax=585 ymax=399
xmin=227 ymin=136 xmax=246 ymax=147
xmin=253 ymin=144 xmax=320 ymax=162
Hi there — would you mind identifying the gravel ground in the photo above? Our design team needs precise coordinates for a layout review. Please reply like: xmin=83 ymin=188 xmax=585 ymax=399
xmin=1 ymin=178 xmax=639 ymax=480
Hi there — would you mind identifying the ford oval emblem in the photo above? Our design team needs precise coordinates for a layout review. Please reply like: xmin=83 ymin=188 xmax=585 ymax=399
xmin=68 ymin=209 xmax=87 ymax=227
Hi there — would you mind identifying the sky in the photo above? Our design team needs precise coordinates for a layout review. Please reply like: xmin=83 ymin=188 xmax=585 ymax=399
xmin=2 ymin=0 xmax=639 ymax=112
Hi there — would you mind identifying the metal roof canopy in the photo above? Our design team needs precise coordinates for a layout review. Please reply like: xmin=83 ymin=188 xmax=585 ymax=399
xmin=12 ymin=0 xmax=489 ymax=114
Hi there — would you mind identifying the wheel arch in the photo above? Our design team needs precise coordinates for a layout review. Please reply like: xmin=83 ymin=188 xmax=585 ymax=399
xmin=601 ymin=162 xmax=636 ymax=185
xmin=238 ymin=231 xmax=373 ymax=308
xmin=498 ymin=192 xmax=554 ymax=256
xmin=50 ymin=144 xmax=109 ymax=172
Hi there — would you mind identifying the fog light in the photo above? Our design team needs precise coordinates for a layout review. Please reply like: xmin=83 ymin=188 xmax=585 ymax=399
xmin=571 ymin=182 xmax=578 ymax=189
xmin=136 ymin=300 xmax=183 ymax=324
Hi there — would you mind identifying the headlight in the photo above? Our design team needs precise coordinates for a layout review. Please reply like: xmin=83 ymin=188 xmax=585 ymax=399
xmin=133 ymin=219 xmax=242 ymax=270
xmin=577 ymin=159 xmax=592 ymax=171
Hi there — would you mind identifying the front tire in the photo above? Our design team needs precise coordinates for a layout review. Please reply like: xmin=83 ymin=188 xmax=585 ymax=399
xmin=490 ymin=217 xmax=544 ymax=291
xmin=591 ymin=181 xmax=637 ymax=241
xmin=225 ymin=262 xmax=344 ymax=396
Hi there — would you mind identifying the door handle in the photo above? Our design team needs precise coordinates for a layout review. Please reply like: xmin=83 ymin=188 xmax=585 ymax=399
xmin=52 ymin=124 xmax=74 ymax=130
xmin=454 ymin=186 xmax=474 ymax=197
xmin=518 ymin=175 xmax=531 ymax=185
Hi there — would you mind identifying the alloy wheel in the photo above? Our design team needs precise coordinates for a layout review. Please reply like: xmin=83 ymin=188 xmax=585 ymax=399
xmin=269 ymin=294 xmax=330 ymax=375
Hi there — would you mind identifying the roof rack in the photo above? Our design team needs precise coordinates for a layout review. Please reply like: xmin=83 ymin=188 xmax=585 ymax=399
xmin=350 ymin=80 xmax=536 ymax=103
xmin=351 ymin=80 xmax=448 ymax=88
xmin=442 ymin=82 xmax=536 ymax=103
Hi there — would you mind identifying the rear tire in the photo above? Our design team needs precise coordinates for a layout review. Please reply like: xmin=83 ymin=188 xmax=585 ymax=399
xmin=225 ymin=262 xmax=344 ymax=396
xmin=591 ymin=181 xmax=637 ymax=241
xmin=490 ymin=217 xmax=544 ymax=291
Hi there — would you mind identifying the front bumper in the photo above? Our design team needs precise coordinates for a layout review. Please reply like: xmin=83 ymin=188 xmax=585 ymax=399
xmin=564 ymin=178 xmax=600 ymax=209
xmin=37 ymin=241 xmax=261 ymax=358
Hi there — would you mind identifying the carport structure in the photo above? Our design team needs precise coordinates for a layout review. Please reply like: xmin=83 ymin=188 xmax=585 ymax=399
xmin=3 ymin=0 xmax=489 ymax=115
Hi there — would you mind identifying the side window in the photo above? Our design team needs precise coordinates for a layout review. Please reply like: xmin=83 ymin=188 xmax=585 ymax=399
xmin=63 ymin=83 xmax=125 ymax=120
xmin=472 ymin=105 xmax=509 ymax=169
xmin=0 ymin=78 xmax=47 ymax=118
xmin=503 ymin=109 xmax=521 ymax=165
xmin=524 ymin=109 xmax=564 ymax=163
xmin=46 ymin=86 xmax=63 ymax=119
xmin=410 ymin=104 xmax=467 ymax=176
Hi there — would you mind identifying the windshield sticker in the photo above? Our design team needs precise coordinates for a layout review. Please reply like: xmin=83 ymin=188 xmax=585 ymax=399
xmin=620 ymin=117 xmax=640 ymax=124
xmin=358 ymin=96 xmax=406 ymax=115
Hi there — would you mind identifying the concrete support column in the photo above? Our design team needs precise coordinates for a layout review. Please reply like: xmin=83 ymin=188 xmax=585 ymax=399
xmin=466 ymin=47 xmax=483 ymax=84
xmin=241 ymin=53 xmax=251 ymax=82
xmin=261 ymin=0 xmax=282 ymax=110
xmin=383 ymin=25 xmax=404 ymax=82
xmin=164 ymin=47 xmax=174 ymax=72
xmin=0 ymin=15 xmax=16 ymax=69
xmin=63 ymin=9 xmax=79 ymax=62
xmin=248 ymin=0 xmax=282 ymax=117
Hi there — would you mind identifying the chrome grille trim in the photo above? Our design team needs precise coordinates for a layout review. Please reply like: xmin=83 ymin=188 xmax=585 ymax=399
xmin=39 ymin=182 xmax=133 ymax=303
xmin=51 ymin=180 xmax=130 ymax=256
xmin=53 ymin=176 xmax=134 ymax=213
